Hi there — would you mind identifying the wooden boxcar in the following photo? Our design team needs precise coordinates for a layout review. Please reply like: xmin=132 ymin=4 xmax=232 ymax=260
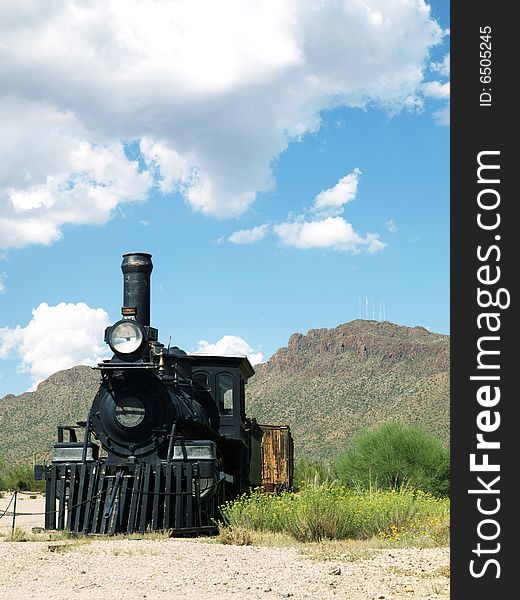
xmin=259 ymin=424 xmax=294 ymax=492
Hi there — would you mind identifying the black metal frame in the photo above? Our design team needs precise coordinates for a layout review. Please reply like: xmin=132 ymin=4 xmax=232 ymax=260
xmin=44 ymin=462 xmax=220 ymax=535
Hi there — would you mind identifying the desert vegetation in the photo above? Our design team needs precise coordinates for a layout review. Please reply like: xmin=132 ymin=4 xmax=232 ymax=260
xmin=218 ymin=422 xmax=450 ymax=547
xmin=333 ymin=421 xmax=450 ymax=497
xmin=0 ymin=461 xmax=44 ymax=493
xmin=218 ymin=486 xmax=449 ymax=547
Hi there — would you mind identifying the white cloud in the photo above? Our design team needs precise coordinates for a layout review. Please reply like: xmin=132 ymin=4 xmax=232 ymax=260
xmin=0 ymin=273 xmax=6 ymax=294
xmin=274 ymin=217 xmax=385 ymax=253
xmin=0 ymin=302 xmax=110 ymax=389
xmin=140 ymin=138 xmax=193 ymax=195
xmin=229 ymin=168 xmax=384 ymax=253
xmin=430 ymin=53 xmax=450 ymax=76
xmin=432 ymin=105 xmax=450 ymax=126
xmin=423 ymin=52 xmax=450 ymax=125
xmin=192 ymin=335 xmax=263 ymax=365
xmin=422 ymin=81 xmax=450 ymax=100
xmin=423 ymin=78 xmax=449 ymax=125
xmin=228 ymin=224 xmax=271 ymax=244
xmin=0 ymin=1 xmax=445 ymax=248
xmin=312 ymin=168 xmax=361 ymax=217
xmin=0 ymin=102 xmax=151 ymax=248
xmin=385 ymin=219 xmax=398 ymax=233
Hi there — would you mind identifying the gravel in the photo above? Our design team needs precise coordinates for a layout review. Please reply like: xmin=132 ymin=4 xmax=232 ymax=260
xmin=0 ymin=494 xmax=449 ymax=599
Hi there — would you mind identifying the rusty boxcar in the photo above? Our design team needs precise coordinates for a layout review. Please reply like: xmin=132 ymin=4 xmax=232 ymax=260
xmin=259 ymin=424 xmax=294 ymax=492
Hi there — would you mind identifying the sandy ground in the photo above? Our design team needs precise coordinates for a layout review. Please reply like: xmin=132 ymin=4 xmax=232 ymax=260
xmin=1 ymin=492 xmax=449 ymax=600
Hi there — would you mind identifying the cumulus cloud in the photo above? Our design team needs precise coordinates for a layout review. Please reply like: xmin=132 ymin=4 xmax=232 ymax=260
xmin=229 ymin=167 xmax=385 ymax=253
xmin=140 ymin=138 xmax=193 ymax=195
xmin=228 ymin=224 xmax=271 ymax=244
xmin=0 ymin=273 xmax=6 ymax=294
xmin=274 ymin=217 xmax=385 ymax=253
xmin=422 ymin=81 xmax=450 ymax=100
xmin=192 ymin=335 xmax=263 ymax=365
xmin=312 ymin=168 xmax=361 ymax=217
xmin=0 ymin=302 xmax=110 ymax=389
xmin=0 ymin=101 xmax=151 ymax=248
xmin=0 ymin=0 xmax=445 ymax=248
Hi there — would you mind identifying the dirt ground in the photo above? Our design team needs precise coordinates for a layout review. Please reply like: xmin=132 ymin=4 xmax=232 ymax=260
xmin=0 ymin=493 xmax=449 ymax=600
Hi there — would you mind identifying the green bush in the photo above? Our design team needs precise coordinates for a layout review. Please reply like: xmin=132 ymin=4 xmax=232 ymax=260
xmin=333 ymin=421 xmax=450 ymax=497
xmin=294 ymin=459 xmax=333 ymax=489
xmin=219 ymin=485 xmax=449 ymax=544
xmin=0 ymin=463 xmax=45 ymax=492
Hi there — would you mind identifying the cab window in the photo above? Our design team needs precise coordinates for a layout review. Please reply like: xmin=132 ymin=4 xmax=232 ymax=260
xmin=193 ymin=371 xmax=210 ymax=391
xmin=217 ymin=373 xmax=234 ymax=415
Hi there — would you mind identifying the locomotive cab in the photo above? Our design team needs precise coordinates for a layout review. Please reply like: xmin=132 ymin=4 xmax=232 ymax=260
xmin=191 ymin=355 xmax=263 ymax=491
xmin=191 ymin=355 xmax=253 ymax=441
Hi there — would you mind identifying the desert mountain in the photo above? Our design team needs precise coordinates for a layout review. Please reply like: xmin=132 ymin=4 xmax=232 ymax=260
xmin=0 ymin=320 xmax=449 ymax=465
xmin=246 ymin=320 xmax=449 ymax=462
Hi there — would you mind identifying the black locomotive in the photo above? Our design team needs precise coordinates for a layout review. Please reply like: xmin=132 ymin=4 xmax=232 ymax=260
xmin=37 ymin=252 xmax=286 ymax=535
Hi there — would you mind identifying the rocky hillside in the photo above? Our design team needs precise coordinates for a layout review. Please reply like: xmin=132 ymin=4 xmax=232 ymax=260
xmin=0 ymin=320 xmax=449 ymax=465
xmin=246 ymin=320 xmax=449 ymax=462
xmin=0 ymin=367 xmax=100 ymax=466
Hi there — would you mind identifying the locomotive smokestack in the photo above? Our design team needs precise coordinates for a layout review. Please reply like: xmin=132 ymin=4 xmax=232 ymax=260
xmin=121 ymin=252 xmax=153 ymax=326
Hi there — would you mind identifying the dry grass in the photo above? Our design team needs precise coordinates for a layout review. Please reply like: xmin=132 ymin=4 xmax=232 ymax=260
xmin=94 ymin=530 xmax=174 ymax=542
xmin=2 ymin=529 xmax=80 ymax=543
xmin=300 ymin=538 xmax=388 ymax=562
xmin=216 ymin=527 xmax=398 ymax=563
xmin=107 ymin=545 xmax=166 ymax=556
xmin=47 ymin=538 xmax=92 ymax=553
xmin=432 ymin=564 xmax=450 ymax=578
xmin=429 ymin=579 xmax=450 ymax=595
xmin=217 ymin=525 xmax=253 ymax=546
xmin=387 ymin=564 xmax=450 ymax=580
xmin=4 ymin=527 xmax=27 ymax=542
xmin=1 ymin=527 xmax=175 ymax=546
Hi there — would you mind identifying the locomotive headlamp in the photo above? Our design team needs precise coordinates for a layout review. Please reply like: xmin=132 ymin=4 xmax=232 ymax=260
xmin=107 ymin=319 xmax=145 ymax=355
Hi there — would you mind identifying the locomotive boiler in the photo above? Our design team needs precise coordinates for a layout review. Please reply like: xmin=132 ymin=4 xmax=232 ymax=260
xmin=36 ymin=252 xmax=293 ymax=535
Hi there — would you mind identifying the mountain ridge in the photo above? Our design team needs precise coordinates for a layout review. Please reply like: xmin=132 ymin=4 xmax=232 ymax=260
xmin=0 ymin=320 xmax=449 ymax=465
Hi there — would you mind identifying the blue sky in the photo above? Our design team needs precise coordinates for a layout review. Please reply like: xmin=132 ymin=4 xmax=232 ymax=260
xmin=0 ymin=1 xmax=449 ymax=396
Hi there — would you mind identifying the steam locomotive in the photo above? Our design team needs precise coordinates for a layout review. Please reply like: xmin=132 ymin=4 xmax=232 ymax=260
xmin=36 ymin=252 xmax=293 ymax=535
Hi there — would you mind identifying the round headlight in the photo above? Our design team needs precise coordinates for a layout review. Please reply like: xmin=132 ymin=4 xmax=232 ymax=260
xmin=115 ymin=396 xmax=145 ymax=428
xmin=109 ymin=320 xmax=144 ymax=354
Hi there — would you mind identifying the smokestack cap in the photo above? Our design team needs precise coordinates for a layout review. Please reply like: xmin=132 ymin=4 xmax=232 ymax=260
xmin=121 ymin=252 xmax=153 ymax=274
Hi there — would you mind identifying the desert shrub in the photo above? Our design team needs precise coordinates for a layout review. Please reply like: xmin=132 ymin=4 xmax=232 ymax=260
xmin=219 ymin=485 xmax=449 ymax=544
xmin=5 ymin=527 xmax=27 ymax=542
xmin=333 ymin=421 xmax=450 ymax=497
xmin=294 ymin=459 xmax=334 ymax=489
xmin=0 ymin=463 xmax=45 ymax=492
xmin=217 ymin=525 xmax=253 ymax=546
xmin=284 ymin=485 xmax=353 ymax=541
xmin=220 ymin=489 xmax=294 ymax=532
